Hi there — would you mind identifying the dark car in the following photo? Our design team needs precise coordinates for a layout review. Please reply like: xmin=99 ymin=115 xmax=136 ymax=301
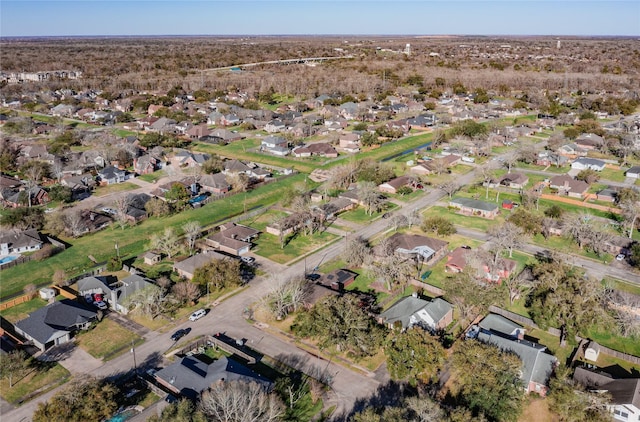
xmin=171 ymin=328 xmax=191 ymax=342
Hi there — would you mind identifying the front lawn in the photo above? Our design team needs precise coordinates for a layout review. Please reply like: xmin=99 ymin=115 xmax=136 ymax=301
xmin=137 ymin=171 xmax=166 ymax=183
xmin=423 ymin=205 xmax=503 ymax=233
xmin=76 ymin=318 xmax=143 ymax=360
xmin=0 ymin=362 xmax=70 ymax=404
xmin=93 ymin=182 xmax=139 ymax=197
xmin=252 ymin=230 xmax=339 ymax=265
xmin=583 ymin=326 xmax=640 ymax=358
xmin=339 ymin=203 xmax=398 ymax=224
xmin=599 ymin=167 xmax=626 ymax=183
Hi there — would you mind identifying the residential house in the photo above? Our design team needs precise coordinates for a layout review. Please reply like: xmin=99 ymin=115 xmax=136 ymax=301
xmin=558 ymin=143 xmax=588 ymax=158
xmin=61 ymin=173 xmax=96 ymax=198
xmin=77 ymin=274 xmax=155 ymax=315
xmin=292 ymin=143 xmax=338 ymax=158
xmin=223 ymin=159 xmax=251 ymax=175
xmin=625 ymin=166 xmax=640 ymax=179
xmin=220 ymin=114 xmax=240 ymax=126
xmin=186 ymin=123 xmax=211 ymax=140
xmin=173 ymin=151 xmax=209 ymax=167
xmin=445 ymin=246 xmax=518 ymax=283
xmin=50 ymin=104 xmax=76 ymax=117
xmin=379 ymin=295 xmax=453 ymax=332
xmin=470 ymin=314 xmax=557 ymax=396
xmin=0 ymin=229 xmax=44 ymax=255
xmin=199 ymin=173 xmax=231 ymax=194
xmin=484 ymin=172 xmax=529 ymax=189
xmin=264 ymin=120 xmax=286 ymax=133
xmin=206 ymin=223 xmax=260 ymax=256
xmin=210 ymin=128 xmax=244 ymax=143
xmin=97 ymin=166 xmax=127 ymax=185
xmin=410 ymin=155 xmax=462 ymax=176
xmin=338 ymin=102 xmax=359 ymax=120
xmin=449 ymin=197 xmax=499 ymax=219
xmin=1 ymin=186 xmax=50 ymax=208
xmin=386 ymin=233 xmax=449 ymax=264
xmin=549 ymin=174 xmax=590 ymax=198
xmin=315 ymin=197 xmax=356 ymax=220
xmin=14 ymin=299 xmax=97 ymax=351
xmin=571 ymin=157 xmax=606 ymax=172
xmin=384 ymin=119 xmax=411 ymax=134
xmin=133 ymin=154 xmax=160 ymax=175
xmin=378 ymin=176 xmax=415 ymax=194
xmin=573 ymin=367 xmax=640 ymax=422
xmin=339 ymin=133 xmax=361 ymax=153
xmin=260 ymin=136 xmax=289 ymax=156
xmin=173 ymin=251 xmax=229 ymax=280
xmin=246 ymin=166 xmax=271 ymax=181
xmin=408 ymin=113 xmax=437 ymax=127
xmin=537 ymin=151 xmax=568 ymax=167
xmin=124 ymin=193 xmax=151 ymax=222
xmin=596 ymin=187 xmax=618 ymax=203
xmin=315 ymin=269 xmax=357 ymax=292
xmin=575 ymin=133 xmax=604 ymax=150
xmin=154 ymin=356 xmax=272 ymax=400
xmin=147 ymin=117 xmax=177 ymax=134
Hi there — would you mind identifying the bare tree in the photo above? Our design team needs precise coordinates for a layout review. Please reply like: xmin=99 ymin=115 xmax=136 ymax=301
xmin=478 ymin=164 xmax=495 ymax=200
xmin=502 ymin=151 xmax=518 ymax=173
xmin=438 ymin=180 xmax=460 ymax=199
xmin=171 ymin=281 xmax=201 ymax=304
xmin=367 ymin=255 xmax=414 ymax=291
xmin=113 ymin=195 xmax=132 ymax=230
xmin=199 ymin=381 xmax=285 ymax=422
xmin=150 ymin=227 xmax=180 ymax=258
xmin=0 ymin=350 xmax=30 ymax=388
xmin=182 ymin=221 xmax=201 ymax=256
xmin=607 ymin=290 xmax=640 ymax=338
xmin=387 ymin=214 xmax=409 ymax=232
xmin=227 ymin=172 xmax=250 ymax=192
xmin=124 ymin=285 xmax=176 ymax=319
xmin=64 ymin=209 xmax=87 ymax=238
xmin=619 ymin=200 xmax=640 ymax=239
xmin=344 ymin=236 xmax=371 ymax=267
xmin=263 ymin=275 xmax=311 ymax=320
xmin=488 ymin=221 xmax=524 ymax=259
xmin=358 ymin=181 xmax=385 ymax=216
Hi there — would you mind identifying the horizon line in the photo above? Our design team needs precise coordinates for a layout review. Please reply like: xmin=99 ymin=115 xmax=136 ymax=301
xmin=1 ymin=34 xmax=638 ymax=39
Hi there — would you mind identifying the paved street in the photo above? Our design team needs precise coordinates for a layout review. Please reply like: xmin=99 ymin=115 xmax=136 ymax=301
xmin=5 ymin=143 xmax=640 ymax=421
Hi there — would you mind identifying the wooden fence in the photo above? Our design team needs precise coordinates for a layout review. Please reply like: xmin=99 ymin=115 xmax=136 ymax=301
xmin=488 ymin=305 xmax=640 ymax=365
xmin=0 ymin=292 xmax=38 ymax=311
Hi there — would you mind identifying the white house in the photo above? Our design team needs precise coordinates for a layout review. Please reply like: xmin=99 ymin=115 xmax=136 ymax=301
xmin=571 ymin=157 xmax=606 ymax=172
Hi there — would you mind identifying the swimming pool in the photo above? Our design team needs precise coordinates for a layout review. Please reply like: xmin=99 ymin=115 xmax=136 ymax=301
xmin=105 ymin=408 xmax=139 ymax=422
xmin=0 ymin=255 xmax=18 ymax=266
xmin=188 ymin=194 xmax=209 ymax=204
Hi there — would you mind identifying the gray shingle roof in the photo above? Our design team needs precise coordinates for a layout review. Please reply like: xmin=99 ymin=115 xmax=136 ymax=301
xmin=155 ymin=356 xmax=272 ymax=400
xmin=478 ymin=313 xmax=524 ymax=337
xmin=15 ymin=300 xmax=96 ymax=345
xmin=450 ymin=197 xmax=498 ymax=212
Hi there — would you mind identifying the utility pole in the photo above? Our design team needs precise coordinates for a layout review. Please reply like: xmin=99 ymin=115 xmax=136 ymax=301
xmin=130 ymin=340 xmax=137 ymax=374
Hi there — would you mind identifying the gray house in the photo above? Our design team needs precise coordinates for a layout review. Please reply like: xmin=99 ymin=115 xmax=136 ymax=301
xmin=77 ymin=274 xmax=155 ymax=315
xmin=154 ymin=356 xmax=272 ymax=400
xmin=14 ymin=300 xmax=97 ymax=351
xmin=378 ymin=295 xmax=453 ymax=332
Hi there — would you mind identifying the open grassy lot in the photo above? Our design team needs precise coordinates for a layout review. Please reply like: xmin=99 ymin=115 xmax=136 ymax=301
xmin=515 ymin=162 xmax=567 ymax=174
xmin=137 ymin=170 xmax=166 ymax=183
xmin=599 ymin=167 xmax=626 ymax=183
xmin=423 ymin=205 xmax=504 ymax=233
xmin=253 ymin=230 xmax=339 ymax=265
xmin=0 ymin=173 xmax=308 ymax=299
xmin=93 ymin=181 xmax=139 ymax=196
xmin=76 ymin=318 xmax=143 ymax=360
xmin=0 ymin=362 xmax=70 ymax=404
xmin=239 ymin=209 xmax=288 ymax=231
xmin=339 ymin=203 xmax=398 ymax=224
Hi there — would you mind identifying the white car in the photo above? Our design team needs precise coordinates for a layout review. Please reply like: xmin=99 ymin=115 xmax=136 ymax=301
xmin=616 ymin=254 xmax=626 ymax=261
xmin=241 ymin=256 xmax=255 ymax=265
xmin=189 ymin=309 xmax=206 ymax=321
xmin=101 ymin=207 xmax=117 ymax=215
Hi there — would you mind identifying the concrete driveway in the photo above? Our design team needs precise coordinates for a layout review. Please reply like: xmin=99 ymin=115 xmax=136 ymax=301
xmin=39 ymin=343 xmax=102 ymax=375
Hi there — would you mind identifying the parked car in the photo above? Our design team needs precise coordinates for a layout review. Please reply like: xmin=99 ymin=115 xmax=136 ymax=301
xmin=93 ymin=293 xmax=103 ymax=302
xmin=616 ymin=253 xmax=626 ymax=261
xmin=94 ymin=301 xmax=108 ymax=310
xmin=189 ymin=309 xmax=206 ymax=321
xmin=101 ymin=207 xmax=117 ymax=215
xmin=84 ymin=293 xmax=93 ymax=304
xmin=240 ymin=256 xmax=255 ymax=265
xmin=171 ymin=328 xmax=191 ymax=342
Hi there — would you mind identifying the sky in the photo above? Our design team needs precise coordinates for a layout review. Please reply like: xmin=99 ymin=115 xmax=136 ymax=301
xmin=0 ymin=1 xmax=638 ymax=37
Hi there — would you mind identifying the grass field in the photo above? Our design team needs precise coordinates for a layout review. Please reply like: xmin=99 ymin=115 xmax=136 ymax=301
xmin=0 ymin=362 xmax=70 ymax=404
xmin=93 ymin=182 xmax=139 ymax=197
xmin=137 ymin=171 xmax=166 ymax=183
xmin=253 ymin=230 xmax=339 ymax=265
xmin=0 ymin=173 xmax=308 ymax=299
xmin=76 ymin=318 xmax=143 ymax=360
